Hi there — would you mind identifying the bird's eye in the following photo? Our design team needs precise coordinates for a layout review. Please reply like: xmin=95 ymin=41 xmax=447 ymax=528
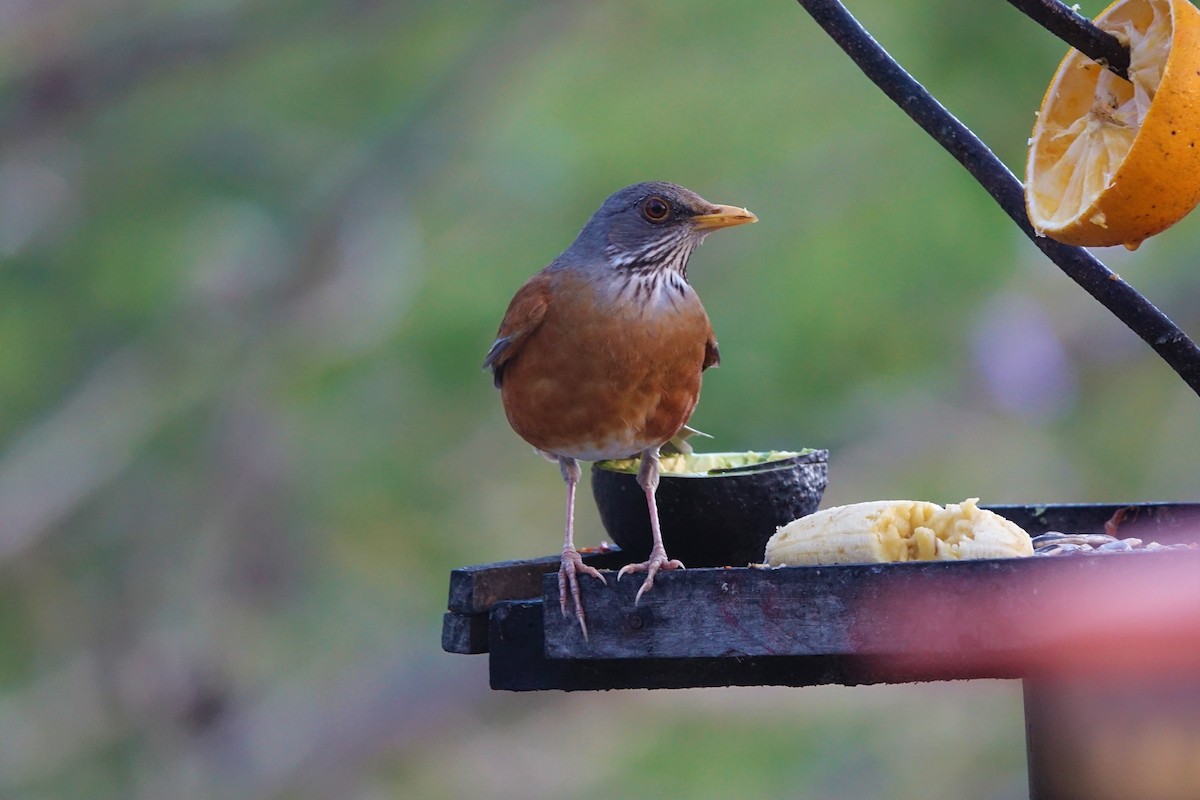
xmin=641 ymin=196 xmax=670 ymax=223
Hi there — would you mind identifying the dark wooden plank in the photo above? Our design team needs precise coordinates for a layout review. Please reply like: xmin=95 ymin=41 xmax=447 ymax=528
xmin=543 ymin=551 xmax=1200 ymax=666
xmin=442 ymin=611 xmax=489 ymax=655
xmin=449 ymin=502 xmax=1200 ymax=687
xmin=447 ymin=546 xmax=627 ymax=615
xmin=487 ymin=599 xmax=971 ymax=691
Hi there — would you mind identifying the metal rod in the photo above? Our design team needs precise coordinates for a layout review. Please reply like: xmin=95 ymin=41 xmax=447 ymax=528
xmin=1006 ymin=0 xmax=1131 ymax=80
xmin=793 ymin=0 xmax=1200 ymax=399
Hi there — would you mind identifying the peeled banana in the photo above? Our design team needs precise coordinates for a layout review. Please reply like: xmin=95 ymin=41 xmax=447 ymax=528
xmin=764 ymin=498 xmax=1034 ymax=566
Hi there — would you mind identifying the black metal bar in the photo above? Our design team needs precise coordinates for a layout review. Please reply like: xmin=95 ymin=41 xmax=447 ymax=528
xmin=793 ymin=0 xmax=1200 ymax=400
xmin=1006 ymin=0 xmax=1130 ymax=79
xmin=988 ymin=502 xmax=1200 ymax=543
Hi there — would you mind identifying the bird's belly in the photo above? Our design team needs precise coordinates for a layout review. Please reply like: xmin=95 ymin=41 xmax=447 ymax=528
xmin=500 ymin=304 xmax=710 ymax=460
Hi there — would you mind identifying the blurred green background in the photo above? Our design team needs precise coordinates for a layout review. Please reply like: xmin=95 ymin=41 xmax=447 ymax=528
xmin=2 ymin=0 xmax=1198 ymax=797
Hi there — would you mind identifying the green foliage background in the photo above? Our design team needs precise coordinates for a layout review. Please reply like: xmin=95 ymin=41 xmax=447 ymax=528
xmin=1 ymin=0 xmax=1197 ymax=797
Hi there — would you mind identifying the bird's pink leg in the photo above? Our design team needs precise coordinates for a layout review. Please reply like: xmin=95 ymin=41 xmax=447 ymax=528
xmin=617 ymin=447 xmax=684 ymax=603
xmin=558 ymin=456 xmax=606 ymax=638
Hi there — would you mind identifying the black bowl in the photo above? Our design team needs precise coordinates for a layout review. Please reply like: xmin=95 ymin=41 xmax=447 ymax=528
xmin=591 ymin=449 xmax=829 ymax=567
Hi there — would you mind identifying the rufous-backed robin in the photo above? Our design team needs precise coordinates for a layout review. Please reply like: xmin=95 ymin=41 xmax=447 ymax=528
xmin=484 ymin=182 xmax=756 ymax=637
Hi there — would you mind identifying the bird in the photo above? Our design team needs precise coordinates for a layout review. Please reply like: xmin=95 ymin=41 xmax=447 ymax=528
xmin=483 ymin=181 xmax=757 ymax=637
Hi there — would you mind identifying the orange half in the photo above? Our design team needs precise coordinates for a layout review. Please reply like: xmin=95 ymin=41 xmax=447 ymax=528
xmin=1025 ymin=0 xmax=1200 ymax=249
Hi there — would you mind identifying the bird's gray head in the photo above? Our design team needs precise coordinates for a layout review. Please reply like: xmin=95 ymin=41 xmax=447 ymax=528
xmin=565 ymin=181 xmax=756 ymax=276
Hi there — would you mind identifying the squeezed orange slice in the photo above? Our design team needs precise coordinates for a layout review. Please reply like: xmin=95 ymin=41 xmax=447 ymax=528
xmin=1025 ymin=0 xmax=1200 ymax=249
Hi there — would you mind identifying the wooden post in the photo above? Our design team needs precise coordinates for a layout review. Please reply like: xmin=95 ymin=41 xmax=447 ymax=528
xmin=1025 ymin=677 xmax=1200 ymax=800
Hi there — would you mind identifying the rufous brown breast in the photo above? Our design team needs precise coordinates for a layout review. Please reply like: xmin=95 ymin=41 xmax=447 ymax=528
xmin=495 ymin=265 xmax=718 ymax=462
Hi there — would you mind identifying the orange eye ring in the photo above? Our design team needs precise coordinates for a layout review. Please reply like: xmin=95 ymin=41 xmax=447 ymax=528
xmin=641 ymin=196 xmax=670 ymax=223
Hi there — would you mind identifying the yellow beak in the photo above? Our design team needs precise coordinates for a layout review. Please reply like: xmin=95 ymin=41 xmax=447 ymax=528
xmin=691 ymin=204 xmax=758 ymax=230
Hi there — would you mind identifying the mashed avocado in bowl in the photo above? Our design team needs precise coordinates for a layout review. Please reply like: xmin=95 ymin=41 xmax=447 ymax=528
xmin=592 ymin=449 xmax=829 ymax=567
xmin=600 ymin=450 xmax=807 ymax=476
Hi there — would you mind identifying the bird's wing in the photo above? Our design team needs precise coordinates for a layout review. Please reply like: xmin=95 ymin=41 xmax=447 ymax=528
xmin=482 ymin=275 xmax=550 ymax=388
xmin=703 ymin=336 xmax=720 ymax=370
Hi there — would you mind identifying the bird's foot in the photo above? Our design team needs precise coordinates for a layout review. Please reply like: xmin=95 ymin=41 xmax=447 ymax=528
xmin=559 ymin=548 xmax=607 ymax=639
xmin=617 ymin=549 xmax=684 ymax=605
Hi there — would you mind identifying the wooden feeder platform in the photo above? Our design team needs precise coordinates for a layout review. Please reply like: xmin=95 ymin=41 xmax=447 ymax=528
xmin=443 ymin=502 xmax=1200 ymax=798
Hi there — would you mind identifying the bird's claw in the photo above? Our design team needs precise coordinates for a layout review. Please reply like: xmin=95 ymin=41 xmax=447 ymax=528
xmin=617 ymin=552 xmax=684 ymax=605
xmin=559 ymin=549 xmax=606 ymax=639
